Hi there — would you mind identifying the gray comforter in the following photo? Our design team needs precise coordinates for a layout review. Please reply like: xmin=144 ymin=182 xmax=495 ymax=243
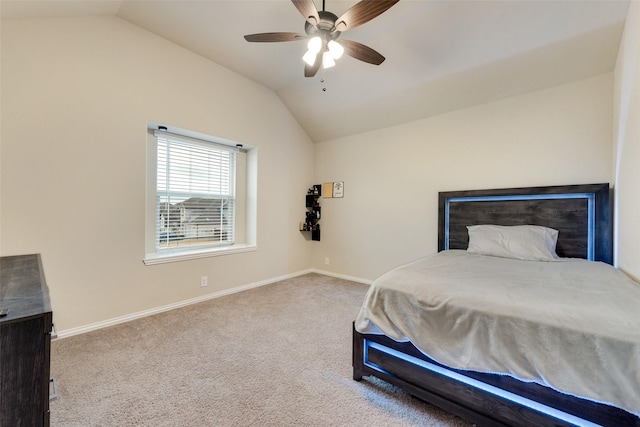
xmin=355 ymin=250 xmax=640 ymax=416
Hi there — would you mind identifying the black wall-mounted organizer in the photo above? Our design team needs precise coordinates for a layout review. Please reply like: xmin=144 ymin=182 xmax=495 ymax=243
xmin=301 ymin=184 xmax=321 ymax=241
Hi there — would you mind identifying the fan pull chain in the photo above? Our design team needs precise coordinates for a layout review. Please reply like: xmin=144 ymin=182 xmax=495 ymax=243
xmin=321 ymin=67 xmax=327 ymax=92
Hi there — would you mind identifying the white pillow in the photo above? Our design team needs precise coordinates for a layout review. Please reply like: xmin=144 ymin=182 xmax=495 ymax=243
xmin=466 ymin=224 xmax=559 ymax=261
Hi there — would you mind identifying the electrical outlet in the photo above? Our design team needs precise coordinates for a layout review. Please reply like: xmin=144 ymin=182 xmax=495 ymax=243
xmin=200 ymin=276 xmax=208 ymax=287
xmin=324 ymin=257 xmax=330 ymax=265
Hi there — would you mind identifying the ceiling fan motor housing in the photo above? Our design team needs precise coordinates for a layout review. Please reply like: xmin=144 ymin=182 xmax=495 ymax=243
xmin=305 ymin=10 xmax=341 ymax=41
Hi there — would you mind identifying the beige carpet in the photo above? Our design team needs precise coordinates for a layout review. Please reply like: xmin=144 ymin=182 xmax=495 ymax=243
xmin=50 ymin=273 xmax=472 ymax=426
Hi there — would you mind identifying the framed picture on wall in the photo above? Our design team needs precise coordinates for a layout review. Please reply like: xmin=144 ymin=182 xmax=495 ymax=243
xmin=323 ymin=182 xmax=333 ymax=198
xmin=333 ymin=181 xmax=344 ymax=198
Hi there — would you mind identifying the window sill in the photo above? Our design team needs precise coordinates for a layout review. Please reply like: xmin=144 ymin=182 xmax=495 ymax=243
xmin=143 ymin=243 xmax=257 ymax=265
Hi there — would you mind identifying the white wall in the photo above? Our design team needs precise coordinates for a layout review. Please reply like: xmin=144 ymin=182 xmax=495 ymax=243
xmin=614 ymin=1 xmax=640 ymax=281
xmin=1 ymin=16 xmax=314 ymax=332
xmin=314 ymin=74 xmax=614 ymax=280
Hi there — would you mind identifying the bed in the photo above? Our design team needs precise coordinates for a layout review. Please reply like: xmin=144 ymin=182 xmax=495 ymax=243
xmin=352 ymin=183 xmax=640 ymax=427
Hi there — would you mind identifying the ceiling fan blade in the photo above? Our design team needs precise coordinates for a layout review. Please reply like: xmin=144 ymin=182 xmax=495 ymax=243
xmin=244 ymin=32 xmax=306 ymax=42
xmin=292 ymin=0 xmax=320 ymax=27
xmin=304 ymin=51 xmax=322 ymax=77
xmin=334 ymin=0 xmax=399 ymax=32
xmin=340 ymin=39 xmax=385 ymax=65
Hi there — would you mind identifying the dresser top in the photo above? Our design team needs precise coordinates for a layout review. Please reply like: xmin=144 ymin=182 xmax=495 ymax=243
xmin=0 ymin=254 xmax=52 ymax=324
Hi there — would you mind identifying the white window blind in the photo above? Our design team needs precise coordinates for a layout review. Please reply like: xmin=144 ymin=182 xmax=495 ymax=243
xmin=155 ymin=130 xmax=237 ymax=250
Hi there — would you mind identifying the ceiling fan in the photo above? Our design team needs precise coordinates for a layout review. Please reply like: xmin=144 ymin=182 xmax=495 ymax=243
xmin=244 ymin=0 xmax=399 ymax=77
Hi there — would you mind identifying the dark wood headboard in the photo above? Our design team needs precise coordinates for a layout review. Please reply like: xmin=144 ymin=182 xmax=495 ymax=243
xmin=438 ymin=183 xmax=612 ymax=264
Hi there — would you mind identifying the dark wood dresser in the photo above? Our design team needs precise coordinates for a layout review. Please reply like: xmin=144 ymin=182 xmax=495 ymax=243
xmin=0 ymin=254 xmax=53 ymax=426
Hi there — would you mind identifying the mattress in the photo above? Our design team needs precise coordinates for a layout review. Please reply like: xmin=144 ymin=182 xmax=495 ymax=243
xmin=355 ymin=250 xmax=640 ymax=416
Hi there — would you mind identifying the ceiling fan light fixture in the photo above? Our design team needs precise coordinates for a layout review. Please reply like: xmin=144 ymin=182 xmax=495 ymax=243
xmin=322 ymin=51 xmax=336 ymax=68
xmin=303 ymin=36 xmax=322 ymax=66
xmin=307 ymin=36 xmax=322 ymax=53
xmin=327 ymin=40 xmax=344 ymax=60
xmin=303 ymin=49 xmax=318 ymax=66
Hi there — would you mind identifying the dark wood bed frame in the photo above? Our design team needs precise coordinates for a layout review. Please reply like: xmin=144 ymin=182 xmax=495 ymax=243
xmin=353 ymin=183 xmax=640 ymax=427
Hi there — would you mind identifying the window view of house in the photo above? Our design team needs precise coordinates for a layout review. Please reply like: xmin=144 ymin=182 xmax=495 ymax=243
xmin=158 ymin=197 xmax=233 ymax=246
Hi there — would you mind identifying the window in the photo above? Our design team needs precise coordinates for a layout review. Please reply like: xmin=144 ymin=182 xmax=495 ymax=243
xmin=145 ymin=124 xmax=257 ymax=265
xmin=156 ymin=131 xmax=236 ymax=248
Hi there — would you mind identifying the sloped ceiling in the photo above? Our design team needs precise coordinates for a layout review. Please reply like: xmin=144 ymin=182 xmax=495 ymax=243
xmin=1 ymin=0 xmax=630 ymax=142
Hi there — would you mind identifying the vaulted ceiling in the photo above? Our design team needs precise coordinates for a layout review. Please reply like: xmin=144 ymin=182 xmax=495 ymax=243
xmin=1 ymin=0 xmax=630 ymax=142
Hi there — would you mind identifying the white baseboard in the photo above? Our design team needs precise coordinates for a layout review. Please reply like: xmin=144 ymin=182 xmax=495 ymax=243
xmin=55 ymin=269 xmax=316 ymax=339
xmin=309 ymin=268 xmax=373 ymax=285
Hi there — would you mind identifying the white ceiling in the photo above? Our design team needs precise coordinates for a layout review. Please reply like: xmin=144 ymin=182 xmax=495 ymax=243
xmin=1 ymin=0 xmax=630 ymax=142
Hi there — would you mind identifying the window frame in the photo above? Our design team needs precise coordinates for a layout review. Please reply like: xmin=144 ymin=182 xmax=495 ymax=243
xmin=144 ymin=123 xmax=257 ymax=265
